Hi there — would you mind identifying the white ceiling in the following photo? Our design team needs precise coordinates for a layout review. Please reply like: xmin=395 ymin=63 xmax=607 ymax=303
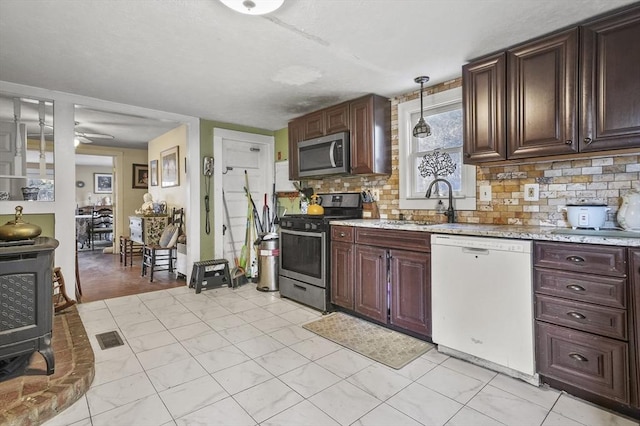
xmin=0 ymin=0 xmax=636 ymax=143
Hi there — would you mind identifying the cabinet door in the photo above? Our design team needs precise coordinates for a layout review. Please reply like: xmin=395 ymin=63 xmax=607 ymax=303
xmin=631 ymin=249 xmax=640 ymax=408
xmin=349 ymin=95 xmax=391 ymax=175
xmin=462 ymin=53 xmax=507 ymax=163
xmin=303 ymin=111 xmax=324 ymax=140
xmin=331 ymin=241 xmax=354 ymax=309
xmin=354 ymin=244 xmax=388 ymax=323
xmin=507 ymin=28 xmax=579 ymax=159
xmin=389 ymin=249 xmax=431 ymax=337
xmin=325 ymin=102 xmax=350 ymax=134
xmin=287 ymin=119 xmax=304 ymax=180
xmin=580 ymin=8 xmax=640 ymax=152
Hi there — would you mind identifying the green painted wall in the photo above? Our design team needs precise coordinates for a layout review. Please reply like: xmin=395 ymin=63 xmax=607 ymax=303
xmin=274 ymin=127 xmax=288 ymax=161
xmin=198 ymin=119 xmax=275 ymax=260
xmin=0 ymin=213 xmax=55 ymax=238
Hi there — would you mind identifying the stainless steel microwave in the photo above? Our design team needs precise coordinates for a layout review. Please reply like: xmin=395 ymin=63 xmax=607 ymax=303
xmin=297 ymin=131 xmax=350 ymax=178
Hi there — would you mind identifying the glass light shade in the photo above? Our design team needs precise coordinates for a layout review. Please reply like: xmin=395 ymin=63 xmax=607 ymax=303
xmin=220 ymin=0 xmax=284 ymax=15
xmin=413 ymin=117 xmax=432 ymax=138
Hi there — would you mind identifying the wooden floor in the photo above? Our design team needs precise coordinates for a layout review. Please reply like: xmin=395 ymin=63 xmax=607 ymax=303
xmin=77 ymin=247 xmax=185 ymax=303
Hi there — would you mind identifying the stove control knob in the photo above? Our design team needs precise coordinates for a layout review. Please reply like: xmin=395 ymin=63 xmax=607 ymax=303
xmin=305 ymin=223 xmax=312 ymax=230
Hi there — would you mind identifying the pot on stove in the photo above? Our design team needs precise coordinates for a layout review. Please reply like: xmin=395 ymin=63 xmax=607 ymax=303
xmin=307 ymin=193 xmax=324 ymax=215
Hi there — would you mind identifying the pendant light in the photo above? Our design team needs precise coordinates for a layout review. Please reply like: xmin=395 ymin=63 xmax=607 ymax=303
xmin=220 ymin=0 xmax=284 ymax=15
xmin=413 ymin=76 xmax=431 ymax=138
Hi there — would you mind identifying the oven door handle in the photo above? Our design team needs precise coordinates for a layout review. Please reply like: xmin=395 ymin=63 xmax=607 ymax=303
xmin=280 ymin=229 xmax=324 ymax=238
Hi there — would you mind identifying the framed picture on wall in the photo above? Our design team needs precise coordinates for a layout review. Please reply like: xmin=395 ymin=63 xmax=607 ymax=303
xmin=149 ymin=160 xmax=159 ymax=187
xmin=132 ymin=163 xmax=148 ymax=189
xmin=94 ymin=173 xmax=113 ymax=194
xmin=161 ymin=146 xmax=180 ymax=188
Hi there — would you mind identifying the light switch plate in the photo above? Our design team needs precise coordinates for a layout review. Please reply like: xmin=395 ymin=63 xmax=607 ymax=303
xmin=479 ymin=185 xmax=492 ymax=201
xmin=524 ymin=184 xmax=539 ymax=201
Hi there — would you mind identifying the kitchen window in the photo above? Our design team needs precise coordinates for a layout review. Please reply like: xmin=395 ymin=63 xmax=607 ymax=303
xmin=398 ymin=86 xmax=476 ymax=210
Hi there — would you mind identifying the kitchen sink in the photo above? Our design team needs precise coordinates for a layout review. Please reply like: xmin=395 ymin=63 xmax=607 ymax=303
xmin=550 ymin=228 xmax=640 ymax=238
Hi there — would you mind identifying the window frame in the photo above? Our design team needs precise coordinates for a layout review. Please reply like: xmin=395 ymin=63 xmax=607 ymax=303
xmin=398 ymin=87 xmax=476 ymax=211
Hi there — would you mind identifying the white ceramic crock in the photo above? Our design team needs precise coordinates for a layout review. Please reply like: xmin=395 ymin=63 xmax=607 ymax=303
xmin=617 ymin=190 xmax=640 ymax=231
xmin=563 ymin=204 xmax=610 ymax=230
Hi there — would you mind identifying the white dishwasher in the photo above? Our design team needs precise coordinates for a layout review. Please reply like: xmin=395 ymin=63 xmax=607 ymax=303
xmin=431 ymin=234 xmax=537 ymax=384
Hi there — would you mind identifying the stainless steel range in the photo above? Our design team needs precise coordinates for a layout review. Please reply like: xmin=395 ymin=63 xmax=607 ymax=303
xmin=279 ymin=192 xmax=362 ymax=312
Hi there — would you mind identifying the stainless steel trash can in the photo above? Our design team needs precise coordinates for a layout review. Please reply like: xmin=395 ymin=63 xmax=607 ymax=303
xmin=256 ymin=233 xmax=279 ymax=292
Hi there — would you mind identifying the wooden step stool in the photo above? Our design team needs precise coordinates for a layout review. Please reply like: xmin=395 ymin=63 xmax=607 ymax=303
xmin=189 ymin=259 xmax=231 ymax=294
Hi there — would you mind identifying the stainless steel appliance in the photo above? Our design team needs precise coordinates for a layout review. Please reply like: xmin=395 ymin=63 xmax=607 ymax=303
xmin=279 ymin=192 xmax=362 ymax=312
xmin=298 ymin=131 xmax=350 ymax=178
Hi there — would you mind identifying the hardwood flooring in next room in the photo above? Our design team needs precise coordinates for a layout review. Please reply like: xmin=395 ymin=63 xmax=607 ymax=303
xmin=77 ymin=249 xmax=184 ymax=302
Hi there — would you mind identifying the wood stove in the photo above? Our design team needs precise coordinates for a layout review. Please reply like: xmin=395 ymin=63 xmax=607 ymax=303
xmin=0 ymin=237 xmax=58 ymax=379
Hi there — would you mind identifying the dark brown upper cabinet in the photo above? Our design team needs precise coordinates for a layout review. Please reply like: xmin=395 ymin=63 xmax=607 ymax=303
xmin=463 ymin=53 xmax=507 ymax=163
xmin=324 ymin=102 xmax=350 ymax=135
xmin=507 ymin=28 xmax=579 ymax=159
xmin=463 ymin=5 xmax=640 ymax=164
xmin=287 ymin=94 xmax=390 ymax=179
xmin=350 ymin=94 xmax=391 ymax=175
xmin=580 ymin=7 xmax=640 ymax=152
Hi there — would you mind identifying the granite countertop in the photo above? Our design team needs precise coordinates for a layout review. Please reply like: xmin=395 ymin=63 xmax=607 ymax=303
xmin=329 ymin=219 xmax=640 ymax=247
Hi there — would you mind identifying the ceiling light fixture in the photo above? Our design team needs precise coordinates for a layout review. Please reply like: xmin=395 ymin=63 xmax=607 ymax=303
xmin=413 ymin=76 xmax=432 ymax=138
xmin=219 ymin=0 xmax=284 ymax=15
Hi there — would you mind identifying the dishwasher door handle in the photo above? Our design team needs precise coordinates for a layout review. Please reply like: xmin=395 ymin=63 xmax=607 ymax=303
xmin=462 ymin=247 xmax=490 ymax=255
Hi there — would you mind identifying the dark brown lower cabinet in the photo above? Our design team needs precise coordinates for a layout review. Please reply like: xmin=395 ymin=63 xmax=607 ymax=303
xmin=389 ymin=249 xmax=431 ymax=336
xmin=534 ymin=242 xmax=639 ymax=417
xmin=330 ymin=240 xmax=355 ymax=310
xmin=631 ymin=249 xmax=640 ymax=412
xmin=537 ymin=321 xmax=630 ymax=404
xmin=354 ymin=244 xmax=388 ymax=323
xmin=331 ymin=227 xmax=432 ymax=339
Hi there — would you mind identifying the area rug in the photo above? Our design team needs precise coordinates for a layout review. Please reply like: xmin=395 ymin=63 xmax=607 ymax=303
xmin=302 ymin=312 xmax=434 ymax=369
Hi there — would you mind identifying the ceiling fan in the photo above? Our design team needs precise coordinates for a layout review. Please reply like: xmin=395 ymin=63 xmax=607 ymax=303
xmin=27 ymin=121 xmax=115 ymax=144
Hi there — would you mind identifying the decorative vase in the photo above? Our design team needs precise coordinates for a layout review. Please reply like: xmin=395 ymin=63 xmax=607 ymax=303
xmin=0 ymin=205 xmax=42 ymax=241
xmin=21 ymin=187 xmax=40 ymax=201
xmin=618 ymin=190 xmax=640 ymax=231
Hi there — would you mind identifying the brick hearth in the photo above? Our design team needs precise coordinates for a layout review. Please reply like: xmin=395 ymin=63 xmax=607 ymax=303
xmin=0 ymin=306 xmax=94 ymax=426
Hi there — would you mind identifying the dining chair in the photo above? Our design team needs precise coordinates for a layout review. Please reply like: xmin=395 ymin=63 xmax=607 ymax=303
xmin=141 ymin=207 xmax=184 ymax=282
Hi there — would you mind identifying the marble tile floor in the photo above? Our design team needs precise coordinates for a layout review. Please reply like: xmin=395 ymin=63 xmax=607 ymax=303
xmin=43 ymin=284 xmax=638 ymax=426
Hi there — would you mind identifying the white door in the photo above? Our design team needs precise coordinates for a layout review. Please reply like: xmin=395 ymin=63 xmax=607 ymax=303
xmin=213 ymin=129 xmax=274 ymax=277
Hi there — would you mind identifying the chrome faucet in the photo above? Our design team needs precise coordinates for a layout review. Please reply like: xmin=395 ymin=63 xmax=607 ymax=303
xmin=425 ymin=178 xmax=455 ymax=223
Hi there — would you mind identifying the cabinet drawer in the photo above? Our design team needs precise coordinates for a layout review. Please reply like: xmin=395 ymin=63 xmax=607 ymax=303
xmin=537 ymin=322 xmax=629 ymax=404
xmin=331 ymin=226 xmax=354 ymax=242
xmin=536 ymin=294 xmax=627 ymax=340
xmin=534 ymin=242 xmax=626 ymax=277
xmin=355 ymin=228 xmax=430 ymax=252
xmin=534 ymin=268 xmax=626 ymax=309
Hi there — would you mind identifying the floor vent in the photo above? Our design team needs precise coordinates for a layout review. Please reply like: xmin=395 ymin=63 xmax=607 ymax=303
xmin=95 ymin=331 xmax=124 ymax=350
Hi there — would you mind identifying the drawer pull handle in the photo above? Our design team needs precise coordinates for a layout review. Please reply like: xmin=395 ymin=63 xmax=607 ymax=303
xmin=293 ymin=284 xmax=307 ymax=291
xmin=339 ymin=232 xmax=346 ymax=237
xmin=566 ymin=284 xmax=586 ymax=292
xmin=566 ymin=255 xmax=585 ymax=263
xmin=567 ymin=311 xmax=586 ymax=320
xmin=569 ymin=353 xmax=588 ymax=362
xmin=584 ymin=137 xmax=593 ymax=145
xmin=564 ymin=140 xmax=572 ymax=145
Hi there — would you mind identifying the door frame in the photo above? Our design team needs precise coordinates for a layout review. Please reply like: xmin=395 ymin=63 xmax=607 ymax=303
xmin=213 ymin=128 xmax=274 ymax=260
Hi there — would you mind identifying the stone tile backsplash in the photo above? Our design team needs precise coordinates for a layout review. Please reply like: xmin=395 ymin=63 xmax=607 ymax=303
xmin=305 ymin=77 xmax=639 ymax=228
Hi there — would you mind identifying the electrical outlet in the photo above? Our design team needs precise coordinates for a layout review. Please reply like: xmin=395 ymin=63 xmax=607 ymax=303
xmin=371 ymin=189 xmax=380 ymax=201
xmin=479 ymin=185 xmax=492 ymax=202
xmin=524 ymin=184 xmax=539 ymax=201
